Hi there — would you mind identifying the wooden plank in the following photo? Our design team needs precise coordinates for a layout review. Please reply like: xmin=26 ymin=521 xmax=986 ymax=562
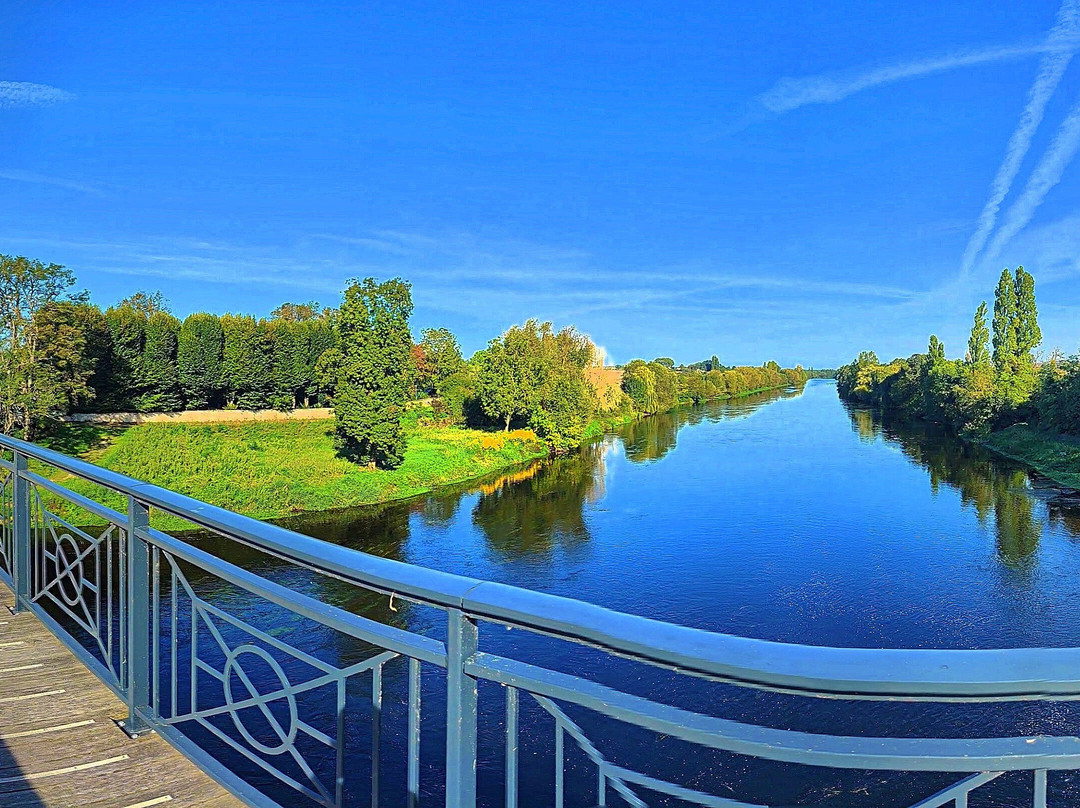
xmin=0 ymin=585 xmax=246 ymax=807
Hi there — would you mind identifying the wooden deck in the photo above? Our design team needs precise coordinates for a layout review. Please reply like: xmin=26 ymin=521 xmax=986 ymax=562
xmin=0 ymin=586 xmax=245 ymax=808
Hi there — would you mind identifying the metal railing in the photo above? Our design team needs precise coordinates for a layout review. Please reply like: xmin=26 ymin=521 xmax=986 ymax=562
xmin=0 ymin=431 xmax=1077 ymax=807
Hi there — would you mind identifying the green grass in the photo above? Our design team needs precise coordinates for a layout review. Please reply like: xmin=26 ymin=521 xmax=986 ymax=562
xmin=982 ymin=424 xmax=1080 ymax=489
xmin=37 ymin=419 xmax=547 ymax=529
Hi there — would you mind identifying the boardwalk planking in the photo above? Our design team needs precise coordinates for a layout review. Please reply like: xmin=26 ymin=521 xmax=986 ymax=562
xmin=0 ymin=586 xmax=245 ymax=808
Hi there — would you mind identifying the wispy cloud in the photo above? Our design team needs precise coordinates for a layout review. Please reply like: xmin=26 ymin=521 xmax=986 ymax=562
xmin=7 ymin=235 xmax=357 ymax=301
xmin=747 ymin=34 xmax=1079 ymax=125
xmin=983 ymin=94 xmax=1080 ymax=265
xmin=0 ymin=170 xmax=103 ymax=195
xmin=0 ymin=81 xmax=74 ymax=108
xmin=959 ymin=0 xmax=1080 ymax=279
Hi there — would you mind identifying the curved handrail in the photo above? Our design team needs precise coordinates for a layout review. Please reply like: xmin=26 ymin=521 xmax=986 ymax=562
xmin=6 ymin=430 xmax=1080 ymax=702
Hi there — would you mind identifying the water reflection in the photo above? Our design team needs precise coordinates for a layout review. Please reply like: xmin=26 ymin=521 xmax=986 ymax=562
xmin=622 ymin=412 xmax=679 ymax=462
xmin=844 ymin=407 xmax=1076 ymax=564
xmin=622 ymin=387 xmax=805 ymax=463
xmin=472 ymin=441 xmax=606 ymax=558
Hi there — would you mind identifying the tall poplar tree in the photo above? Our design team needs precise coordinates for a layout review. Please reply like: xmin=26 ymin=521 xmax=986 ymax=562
xmin=992 ymin=268 xmax=1018 ymax=373
xmin=967 ymin=301 xmax=990 ymax=367
xmin=333 ymin=277 xmax=413 ymax=468
xmin=1013 ymin=265 xmax=1041 ymax=362
xmin=928 ymin=335 xmax=945 ymax=364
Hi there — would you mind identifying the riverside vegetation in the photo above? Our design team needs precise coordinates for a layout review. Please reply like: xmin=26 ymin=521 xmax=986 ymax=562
xmin=1 ymin=252 xmax=809 ymax=520
xmin=838 ymin=267 xmax=1080 ymax=489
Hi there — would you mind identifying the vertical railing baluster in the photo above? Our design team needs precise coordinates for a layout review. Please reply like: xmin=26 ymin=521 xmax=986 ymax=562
xmin=151 ymin=544 xmax=160 ymax=715
xmin=107 ymin=530 xmax=114 ymax=675
xmin=1034 ymin=769 xmax=1047 ymax=808
xmin=11 ymin=452 xmax=29 ymax=612
xmin=505 ymin=686 xmax=519 ymax=808
xmin=956 ymin=790 xmax=967 ymax=808
xmin=372 ymin=662 xmax=383 ymax=808
xmin=555 ymin=720 xmax=565 ymax=808
xmin=190 ymin=585 xmax=198 ymax=714
xmin=408 ymin=657 xmax=422 ymax=808
xmin=95 ymin=526 xmax=102 ymax=666
xmin=446 ymin=608 xmax=478 ymax=808
xmin=336 ymin=679 xmax=346 ymax=808
xmin=170 ymin=566 xmax=178 ymax=719
xmin=597 ymin=764 xmax=607 ymax=807
xmin=119 ymin=512 xmax=127 ymax=690
xmin=124 ymin=495 xmax=152 ymax=735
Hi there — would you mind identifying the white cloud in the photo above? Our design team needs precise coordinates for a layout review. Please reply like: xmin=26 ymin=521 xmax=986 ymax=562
xmin=958 ymin=0 xmax=1080 ymax=278
xmin=0 ymin=81 xmax=74 ymax=108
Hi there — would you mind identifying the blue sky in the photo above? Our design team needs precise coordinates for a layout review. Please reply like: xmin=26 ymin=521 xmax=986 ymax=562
xmin=3 ymin=1 xmax=1079 ymax=367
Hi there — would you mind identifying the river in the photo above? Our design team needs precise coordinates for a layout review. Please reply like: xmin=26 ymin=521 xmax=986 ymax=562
xmin=183 ymin=379 xmax=1080 ymax=805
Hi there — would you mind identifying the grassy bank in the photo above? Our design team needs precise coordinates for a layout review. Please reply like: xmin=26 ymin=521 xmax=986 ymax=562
xmin=981 ymin=425 xmax=1080 ymax=490
xmin=37 ymin=418 xmax=547 ymax=529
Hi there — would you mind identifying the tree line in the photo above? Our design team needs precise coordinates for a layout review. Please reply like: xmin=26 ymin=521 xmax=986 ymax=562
xmin=837 ymin=267 xmax=1080 ymax=439
xmin=0 ymin=252 xmax=809 ymax=466
xmin=620 ymin=358 xmax=806 ymax=416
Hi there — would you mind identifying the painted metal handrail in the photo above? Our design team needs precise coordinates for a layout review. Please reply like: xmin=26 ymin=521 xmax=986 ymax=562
xmin=0 ymin=430 xmax=1073 ymax=807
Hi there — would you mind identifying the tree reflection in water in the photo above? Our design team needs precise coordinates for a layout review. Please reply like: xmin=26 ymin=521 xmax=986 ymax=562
xmin=844 ymin=406 xmax=1080 ymax=565
xmin=622 ymin=386 xmax=805 ymax=463
xmin=471 ymin=442 xmax=606 ymax=559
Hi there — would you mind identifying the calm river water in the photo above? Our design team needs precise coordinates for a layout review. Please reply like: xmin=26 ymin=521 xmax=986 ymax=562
xmin=193 ymin=380 xmax=1080 ymax=806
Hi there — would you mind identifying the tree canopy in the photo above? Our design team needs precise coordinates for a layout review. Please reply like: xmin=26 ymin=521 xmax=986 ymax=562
xmin=333 ymin=277 xmax=414 ymax=468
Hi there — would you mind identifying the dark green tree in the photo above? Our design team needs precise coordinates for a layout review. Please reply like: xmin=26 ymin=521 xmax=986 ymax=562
xmin=136 ymin=311 xmax=182 ymax=412
xmin=221 ymin=314 xmax=272 ymax=409
xmin=103 ymin=304 xmax=147 ymax=409
xmin=303 ymin=316 xmax=338 ymax=406
xmin=178 ymin=313 xmax=224 ymax=409
xmin=333 ymin=277 xmax=414 ymax=468
xmin=269 ymin=319 xmax=305 ymax=409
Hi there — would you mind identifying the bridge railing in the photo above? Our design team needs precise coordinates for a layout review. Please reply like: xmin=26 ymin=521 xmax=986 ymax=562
xmin=0 ymin=431 xmax=1077 ymax=807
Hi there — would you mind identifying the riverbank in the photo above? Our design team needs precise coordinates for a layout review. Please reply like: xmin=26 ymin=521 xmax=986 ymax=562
xmin=981 ymin=425 xmax=1080 ymax=489
xmin=583 ymin=381 xmax=806 ymax=440
xmin=38 ymin=417 xmax=547 ymax=529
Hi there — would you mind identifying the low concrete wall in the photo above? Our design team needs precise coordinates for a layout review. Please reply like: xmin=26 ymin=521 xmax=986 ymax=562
xmin=60 ymin=408 xmax=335 ymax=425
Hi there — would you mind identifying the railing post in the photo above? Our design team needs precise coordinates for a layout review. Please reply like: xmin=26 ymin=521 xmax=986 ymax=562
xmin=11 ymin=452 xmax=30 ymax=612
xmin=123 ymin=495 xmax=152 ymax=736
xmin=445 ymin=608 xmax=478 ymax=808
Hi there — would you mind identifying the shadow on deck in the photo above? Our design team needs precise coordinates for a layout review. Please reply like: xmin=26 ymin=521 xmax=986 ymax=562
xmin=0 ymin=586 xmax=243 ymax=808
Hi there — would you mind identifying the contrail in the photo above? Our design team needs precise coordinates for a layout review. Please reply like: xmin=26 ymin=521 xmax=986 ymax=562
xmin=983 ymin=93 xmax=1080 ymax=266
xmin=756 ymin=41 xmax=1072 ymax=115
xmin=959 ymin=0 xmax=1080 ymax=278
